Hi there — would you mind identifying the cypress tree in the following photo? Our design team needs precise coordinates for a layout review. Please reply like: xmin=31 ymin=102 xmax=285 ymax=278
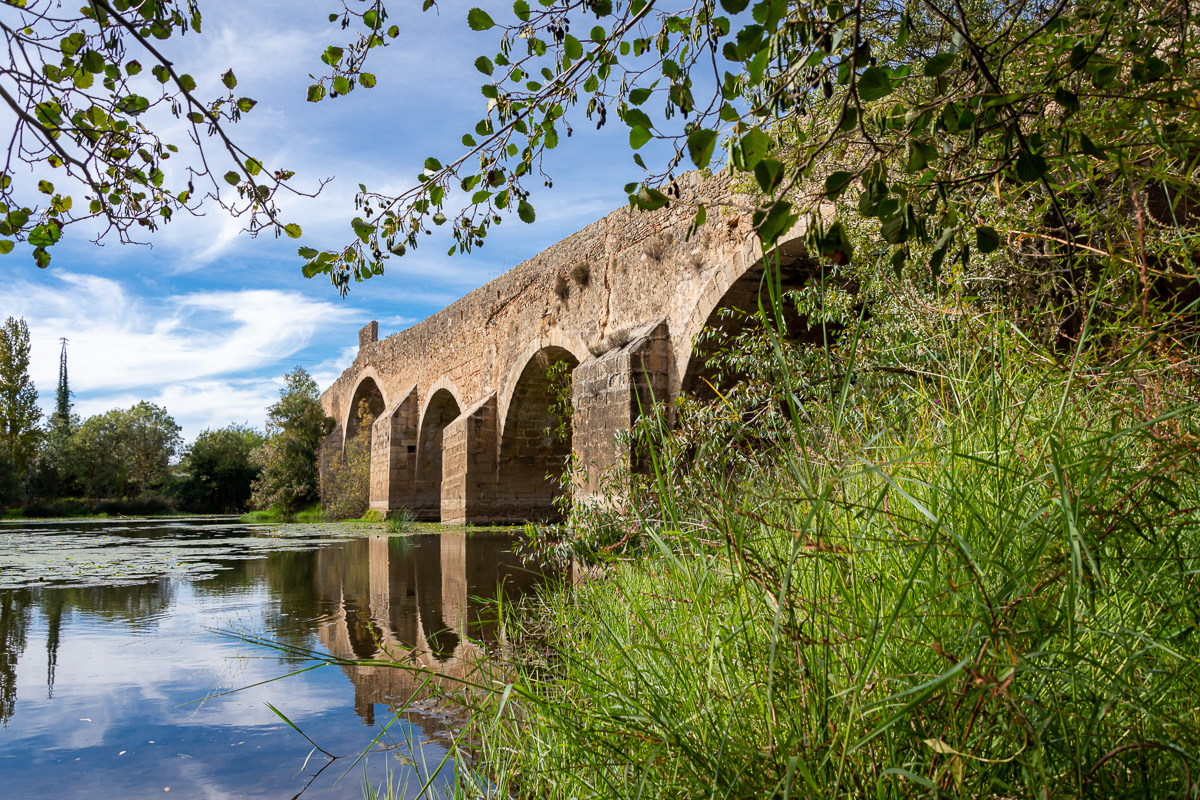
xmin=54 ymin=338 xmax=70 ymax=422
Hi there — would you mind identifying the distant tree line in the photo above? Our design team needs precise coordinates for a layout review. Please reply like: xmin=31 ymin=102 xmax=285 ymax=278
xmin=0 ymin=316 xmax=335 ymax=517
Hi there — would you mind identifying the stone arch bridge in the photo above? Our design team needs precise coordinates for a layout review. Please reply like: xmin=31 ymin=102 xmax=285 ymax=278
xmin=319 ymin=173 xmax=820 ymax=524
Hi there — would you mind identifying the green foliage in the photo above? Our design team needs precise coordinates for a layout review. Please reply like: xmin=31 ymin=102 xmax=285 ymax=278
xmin=0 ymin=1 xmax=310 ymax=265
xmin=543 ymin=358 xmax=574 ymax=444
xmin=0 ymin=447 xmax=21 ymax=511
xmin=384 ymin=506 xmax=418 ymax=533
xmin=0 ymin=317 xmax=41 ymax=478
xmin=475 ymin=309 xmax=1200 ymax=798
xmin=291 ymin=0 xmax=1200 ymax=313
xmin=69 ymin=401 xmax=181 ymax=498
xmin=251 ymin=368 xmax=335 ymax=513
xmin=319 ymin=399 xmax=374 ymax=520
xmin=175 ymin=424 xmax=265 ymax=513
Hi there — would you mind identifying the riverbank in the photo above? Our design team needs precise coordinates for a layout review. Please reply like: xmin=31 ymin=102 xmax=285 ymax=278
xmin=463 ymin=326 xmax=1200 ymax=798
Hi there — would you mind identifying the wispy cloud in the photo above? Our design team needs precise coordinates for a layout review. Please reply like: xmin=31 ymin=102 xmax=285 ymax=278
xmin=4 ymin=271 xmax=361 ymax=440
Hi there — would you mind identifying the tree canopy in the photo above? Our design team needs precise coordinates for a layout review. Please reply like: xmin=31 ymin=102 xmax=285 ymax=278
xmin=3 ymin=0 xmax=1196 ymax=302
xmin=0 ymin=317 xmax=41 ymax=476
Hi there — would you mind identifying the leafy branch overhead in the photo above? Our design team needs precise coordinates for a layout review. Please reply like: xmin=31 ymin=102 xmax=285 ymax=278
xmin=300 ymin=0 xmax=1198 ymax=295
xmin=2 ymin=0 xmax=1195 ymax=295
xmin=0 ymin=0 xmax=320 ymax=267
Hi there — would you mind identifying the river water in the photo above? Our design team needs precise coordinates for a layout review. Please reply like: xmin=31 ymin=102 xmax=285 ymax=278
xmin=0 ymin=518 xmax=557 ymax=799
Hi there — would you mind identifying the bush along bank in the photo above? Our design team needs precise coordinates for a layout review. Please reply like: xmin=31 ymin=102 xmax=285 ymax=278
xmin=460 ymin=288 xmax=1200 ymax=798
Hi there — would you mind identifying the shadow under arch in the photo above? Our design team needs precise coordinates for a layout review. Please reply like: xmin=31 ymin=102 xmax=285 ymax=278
xmin=680 ymin=242 xmax=826 ymax=401
xmin=345 ymin=375 xmax=386 ymax=442
xmin=415 ymin=388 xmax=462 ymax=521
xmin=496 ymin=346 xmax=579 ymax=522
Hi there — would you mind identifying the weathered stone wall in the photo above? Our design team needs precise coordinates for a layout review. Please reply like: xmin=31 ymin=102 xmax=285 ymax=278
xmin=320 ymin=171 xmax=819 ymax=522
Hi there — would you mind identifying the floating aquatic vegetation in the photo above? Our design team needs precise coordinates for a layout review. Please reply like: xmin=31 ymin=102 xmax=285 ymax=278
xmin=0 ymin=518 xmax=361 ymax=590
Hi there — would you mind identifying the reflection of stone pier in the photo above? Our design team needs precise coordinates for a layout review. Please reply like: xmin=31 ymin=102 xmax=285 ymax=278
xmin=315 ymin=533 xmax=550 ymax=728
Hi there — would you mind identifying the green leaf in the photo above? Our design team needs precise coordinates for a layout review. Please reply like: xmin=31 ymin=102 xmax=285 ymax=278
xmin=732 ymin=126 xmax=771 ymax=172
xmin=1015 ymin=150 xmax=1046 ymax=182
xmin=28 ymin=222 xmax=61 ymax=247
xmin=360 ymin=73 xmax=377 ymax=88
xmin=298 ymin=246 xmax=319 ymax=259
xmin=475 ymin=56 xmax=494 ymax=75
xmin=824 ymin=171 xmax=853 ymax=199
xmin=178 ymin=73 xmax=196 ymax=92
xmin=629 ymin=125 xmax=651 ymax=149
xmin=467 ymin=8 xmax=495 ymax=30
xmin=923 ymin=53 xmax=955 ymax=77
xmin=363 ymin=9 xmax=378 ymax=28
xmin=976 ymin=225 xmax=1000 ymax=253
xmin=352 ymin=217 xmax=376 ymax=241
xmin=857 ymin=67 xmax=893 ymax=102
xmin=880 ymin=213 xmax=907 ymax=245
xmin=222 ymin=70 xmax=237 ymax=89
xmin=751 ymin=202 xmax=796 ymax=248
xmin=38 ymin=180 xmax=54 ymax=195
xmin=307 ymin=84 xmax=326 ymax=102
xmin=81 ymin=50 xmax=105 ymax=74
xmin=462 ymin=134 xmax=477 ymax=146
xmin=518 ymin=199 xmax=536 ymax=223
xmin=754 ymin=158 xmax=785 ymax=193
xmin=333 ymin=76 xmax=351 ymax=95
xmin=629 ymin=87 xmax=652 ymax=105
xmin=237 ymin=97 xmax=257 ymax=112
xmin=284 ymin=223 xmax=302 ymax=239
xmin=905 ymin=141 xmax=936 ymax=173
xmin=838 ymin=106 xmax=858 ymax=132
xmin=720 ymin=0 xmax=749 ymax=12
xmin=1079 ymin=133 xmax=1107 ymax=161
xmin=686 ymin=129 xmax=718 ymax=168
xmin=33 ymin=247 xmax=51 ymax=268
xmin=564 ymin=35 xmax=583 ymax=60
xmin=223 ymin=171 xmax=240 ymax=186
xmin=245 ymin=158 xmax=262 ymax=176
xmin=622 ymin=108 xmax=653 ymax=129
xmin=514 ymin=0 xmax=530 ymax=21
xmin=631 ymin=186 xmax=669 ymax=211
xmin=0 ymin=240 xmax=13 ymax=255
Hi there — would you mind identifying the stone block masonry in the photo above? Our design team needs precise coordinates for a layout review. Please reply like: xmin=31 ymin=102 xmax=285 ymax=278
xmin=320 ymin=171 xmax=825 ymax=523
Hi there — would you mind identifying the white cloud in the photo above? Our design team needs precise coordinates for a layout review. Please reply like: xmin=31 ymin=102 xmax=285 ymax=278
xmin=4 ymin=270 xmax=362 ymax=441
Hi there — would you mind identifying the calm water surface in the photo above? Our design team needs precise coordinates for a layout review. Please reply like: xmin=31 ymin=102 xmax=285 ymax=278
xmin=0 ymin=518 xmax=556 ymax=799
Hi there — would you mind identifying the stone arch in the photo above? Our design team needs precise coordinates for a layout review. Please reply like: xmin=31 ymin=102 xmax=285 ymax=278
xmin=495 ymin=345 xmax=581 ymax=522
xmin=345 ymin=370 xmax=387 ymax=443
xmin=496 ymin=330 xmax=589 ymax=438
xmin=414 ymin=384 xmax=463 ymax=521
xmin=673 ymin=231 xmax=818 ymax=400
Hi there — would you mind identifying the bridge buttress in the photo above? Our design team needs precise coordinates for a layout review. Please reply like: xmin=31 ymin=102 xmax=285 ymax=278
xmin=369 ymin=386 xmax=419 ymax=518
xmin=441 ymin=393 xmax=498 ymax=524
xmin=571 ymin=320 xmax=669 ymax=498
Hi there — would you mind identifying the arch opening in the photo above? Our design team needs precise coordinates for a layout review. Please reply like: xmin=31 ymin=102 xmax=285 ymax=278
xmin=346 ymin=377 xmax=386 ymax=442
xmin=415 ymin=389 xmax=462 ymax=521
xmin=682 ymin=253 xmax=827 ymax=401
xmin=497 ymin=347 xmax=579 ymax=522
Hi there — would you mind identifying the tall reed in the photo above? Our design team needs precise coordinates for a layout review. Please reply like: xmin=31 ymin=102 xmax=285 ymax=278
xmin=468 ymin=301 xmax=1200 ymax=798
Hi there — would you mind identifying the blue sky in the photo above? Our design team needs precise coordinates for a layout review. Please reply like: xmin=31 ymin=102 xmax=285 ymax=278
xmin=0 ymin=0 xmax=652 ymax=444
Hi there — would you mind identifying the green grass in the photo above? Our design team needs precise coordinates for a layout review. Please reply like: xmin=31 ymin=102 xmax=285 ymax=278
xmin=238 ymin=503 xmax=324 ymax=522
xmin=460 ymin=322 xmax=1200 ymax=798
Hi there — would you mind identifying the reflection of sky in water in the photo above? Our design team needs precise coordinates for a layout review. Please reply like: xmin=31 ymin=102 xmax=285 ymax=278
xmin=0 ymin=522 xmax=551 ymax=799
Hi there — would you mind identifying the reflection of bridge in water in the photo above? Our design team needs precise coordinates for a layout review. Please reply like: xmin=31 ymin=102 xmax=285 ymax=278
xmin=313 ymin=532 xmax=558 ymax=728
